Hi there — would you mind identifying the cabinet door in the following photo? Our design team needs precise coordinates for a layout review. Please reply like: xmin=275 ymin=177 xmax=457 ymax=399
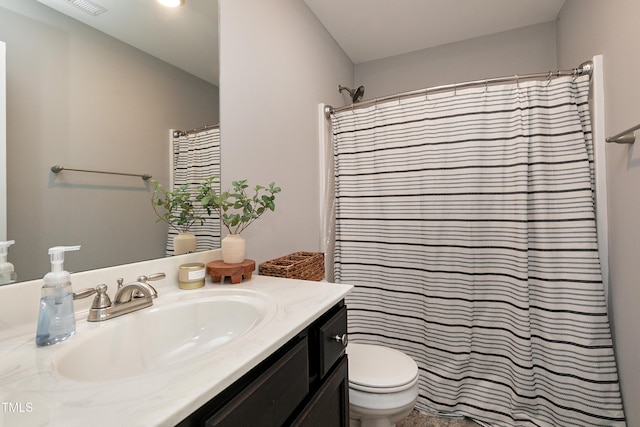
xmin=318 ymin=305 xmax=347 ymax=378
xmin=204 ymin=338 xmax=309 ymax=427
xmin=291 ymin=356 xmax=349 ymax=427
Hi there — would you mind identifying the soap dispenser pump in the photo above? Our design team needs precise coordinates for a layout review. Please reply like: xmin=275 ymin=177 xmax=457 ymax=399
xmin=35 ymin=245 xmax=81 ymax=347
xmin=0 ymin=240 xmax=16 ymax=285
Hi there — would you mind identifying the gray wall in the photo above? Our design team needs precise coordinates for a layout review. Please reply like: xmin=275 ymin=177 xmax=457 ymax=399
xmin=557 ymin=0 xmax=640 ymax=423
xmin=0 ymin=0 xmax=219 ymax=281
xmin=218 ymin=0 xmax=352 ymax=264
xmin=355 ymin=21 xmax=557 ymax=98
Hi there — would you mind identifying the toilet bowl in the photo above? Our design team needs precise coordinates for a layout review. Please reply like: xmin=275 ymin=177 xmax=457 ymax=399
xmin=347 ymin=343 xmax=419 ymax=427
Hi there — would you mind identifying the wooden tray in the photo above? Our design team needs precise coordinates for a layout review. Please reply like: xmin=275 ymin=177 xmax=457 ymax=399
xmin=206 ymin=259 xmax=255 ymax=284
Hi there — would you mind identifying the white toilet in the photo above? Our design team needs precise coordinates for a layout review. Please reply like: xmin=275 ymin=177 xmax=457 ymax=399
xmin=347 ymin=343 xmax=420 ymax=427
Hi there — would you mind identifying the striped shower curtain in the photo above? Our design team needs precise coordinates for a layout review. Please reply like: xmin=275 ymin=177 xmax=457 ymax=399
xmin=331 ymin=75 xmax=625 ymax=426
xmin=166 ymin=127 xmax=221 ymax=255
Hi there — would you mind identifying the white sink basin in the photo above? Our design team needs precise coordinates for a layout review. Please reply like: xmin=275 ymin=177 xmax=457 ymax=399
xmin=54 ymin=291 xmax=275 ymax=381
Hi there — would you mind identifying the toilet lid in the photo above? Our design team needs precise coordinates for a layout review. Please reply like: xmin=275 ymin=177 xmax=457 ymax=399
xmin=347 ymin=343 xmax=419 ymax=391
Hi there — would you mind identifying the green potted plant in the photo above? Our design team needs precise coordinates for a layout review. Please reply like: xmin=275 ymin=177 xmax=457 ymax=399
xmin=150 ymin=179 xmax=204 ymax=255
xmin=198 ymin=177 xmax=281 ymax=263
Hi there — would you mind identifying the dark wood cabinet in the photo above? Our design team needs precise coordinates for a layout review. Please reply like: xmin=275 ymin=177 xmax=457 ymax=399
xmin=204 ymin=338 xmax=310 ymax=427
xmin=177 ymin=300 xmax=349 ymax=427
xmin=290 ymin=356 xmax=349 ymax=427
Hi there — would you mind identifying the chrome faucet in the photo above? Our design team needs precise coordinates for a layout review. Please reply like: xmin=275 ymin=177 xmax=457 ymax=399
xmin=116 ymin=272 xmax=165 ymax=299
xmin=74 ymin=272 xmax=165 ymax=322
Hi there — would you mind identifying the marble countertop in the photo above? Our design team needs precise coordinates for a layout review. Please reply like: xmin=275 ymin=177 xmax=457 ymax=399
xmin=0 ymin=254 xmax=352 ymax=426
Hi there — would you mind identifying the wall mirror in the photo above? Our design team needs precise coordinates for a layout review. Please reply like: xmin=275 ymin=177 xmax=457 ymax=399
xmin=0 ymin=0 xmax=220 ymax=282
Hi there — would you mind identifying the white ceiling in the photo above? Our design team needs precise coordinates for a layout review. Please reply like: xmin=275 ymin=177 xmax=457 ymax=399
xmin=33 ymin=0 xmax=566 ymax=86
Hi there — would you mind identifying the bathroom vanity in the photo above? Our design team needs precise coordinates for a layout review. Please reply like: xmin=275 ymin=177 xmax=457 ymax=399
xmin=0 ymin=250 xmax=353 ymax=426
xmin=178 ymin=301 xmax=349 ymax=426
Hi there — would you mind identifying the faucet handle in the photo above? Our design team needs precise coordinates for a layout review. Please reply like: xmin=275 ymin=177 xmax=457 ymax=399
xmin=137 ymin=272 xmax=166 ymax=283
xmin=73 ymin=287 xmax=97 ymax=300
xmin=92 ymin=284 xmax=112 ymax=309
xmin=73 ymin=285 xmax=112 ymax=310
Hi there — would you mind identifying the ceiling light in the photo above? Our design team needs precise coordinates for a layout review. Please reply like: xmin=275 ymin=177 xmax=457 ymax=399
xmin=157 ymin=0 xmax=184 ymax=7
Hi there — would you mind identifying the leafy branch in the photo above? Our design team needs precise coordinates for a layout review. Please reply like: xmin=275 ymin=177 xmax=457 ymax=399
xmin=150 ymin=179 xmax=205 ymax=233
xmin=197 ymin=177 xmax=281 ymax=235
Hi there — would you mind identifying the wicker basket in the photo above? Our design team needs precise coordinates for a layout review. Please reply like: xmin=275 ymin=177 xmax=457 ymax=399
xmin=259 ymin=252 xmax=325 ymax=281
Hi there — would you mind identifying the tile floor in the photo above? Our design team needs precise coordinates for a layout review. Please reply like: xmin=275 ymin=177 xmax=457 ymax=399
xmin=397 ymin=410 xmax=479 ymax=427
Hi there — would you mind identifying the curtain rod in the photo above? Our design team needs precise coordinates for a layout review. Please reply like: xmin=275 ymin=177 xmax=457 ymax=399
xmin=324 ymin=61 xmax=593 ymax=118
xmin=173 ymin=123 xmax=220 ymax=138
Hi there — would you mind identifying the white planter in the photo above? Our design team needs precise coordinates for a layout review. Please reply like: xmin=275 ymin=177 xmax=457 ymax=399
xmin=221 ymin=234 xmax=246 ymax=264
xmin=173 ymin=232 xmax=197 ymax=255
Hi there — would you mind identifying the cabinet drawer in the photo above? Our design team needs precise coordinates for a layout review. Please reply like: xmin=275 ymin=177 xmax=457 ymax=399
xmin=318 ymin=305 xmax=347 ymax=378
xmin=204 ymin=338 xmax=309 ymax=427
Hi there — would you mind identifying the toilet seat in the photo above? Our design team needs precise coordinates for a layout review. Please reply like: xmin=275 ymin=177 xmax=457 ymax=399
xmin=347 ymin=343 xmax=419 ymax=394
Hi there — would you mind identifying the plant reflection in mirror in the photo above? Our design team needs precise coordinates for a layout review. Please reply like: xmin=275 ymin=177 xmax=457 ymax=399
xmin=150 ymin=179 xmax=205 ymax=233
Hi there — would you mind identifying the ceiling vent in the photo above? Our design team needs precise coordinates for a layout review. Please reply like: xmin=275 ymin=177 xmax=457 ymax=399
xmin=65 ymin=0 xmax=107 ymax=16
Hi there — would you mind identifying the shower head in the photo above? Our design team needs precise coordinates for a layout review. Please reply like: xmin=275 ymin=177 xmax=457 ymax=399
xmin=339 ymin=85 xmax=365 ymax=103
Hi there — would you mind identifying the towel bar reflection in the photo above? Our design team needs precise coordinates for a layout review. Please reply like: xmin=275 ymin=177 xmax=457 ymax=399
xmin=606 ymin=123 xmax=640 ymax=144
xmin=51 ymin=165 xmax=152 ymax=181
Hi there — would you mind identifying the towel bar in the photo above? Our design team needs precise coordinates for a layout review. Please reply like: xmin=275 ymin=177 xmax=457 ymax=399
xmin=50 ymin=165 xmax=152 ymax=180
xmin=606 ymin=123 xmax=640 ymax=144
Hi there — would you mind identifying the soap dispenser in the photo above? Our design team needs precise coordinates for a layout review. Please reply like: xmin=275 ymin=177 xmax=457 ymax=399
xmin=0 ymin=240 xmax=17 ymax=285
xmin=35 ymin=245 xmax=81 ymax=347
